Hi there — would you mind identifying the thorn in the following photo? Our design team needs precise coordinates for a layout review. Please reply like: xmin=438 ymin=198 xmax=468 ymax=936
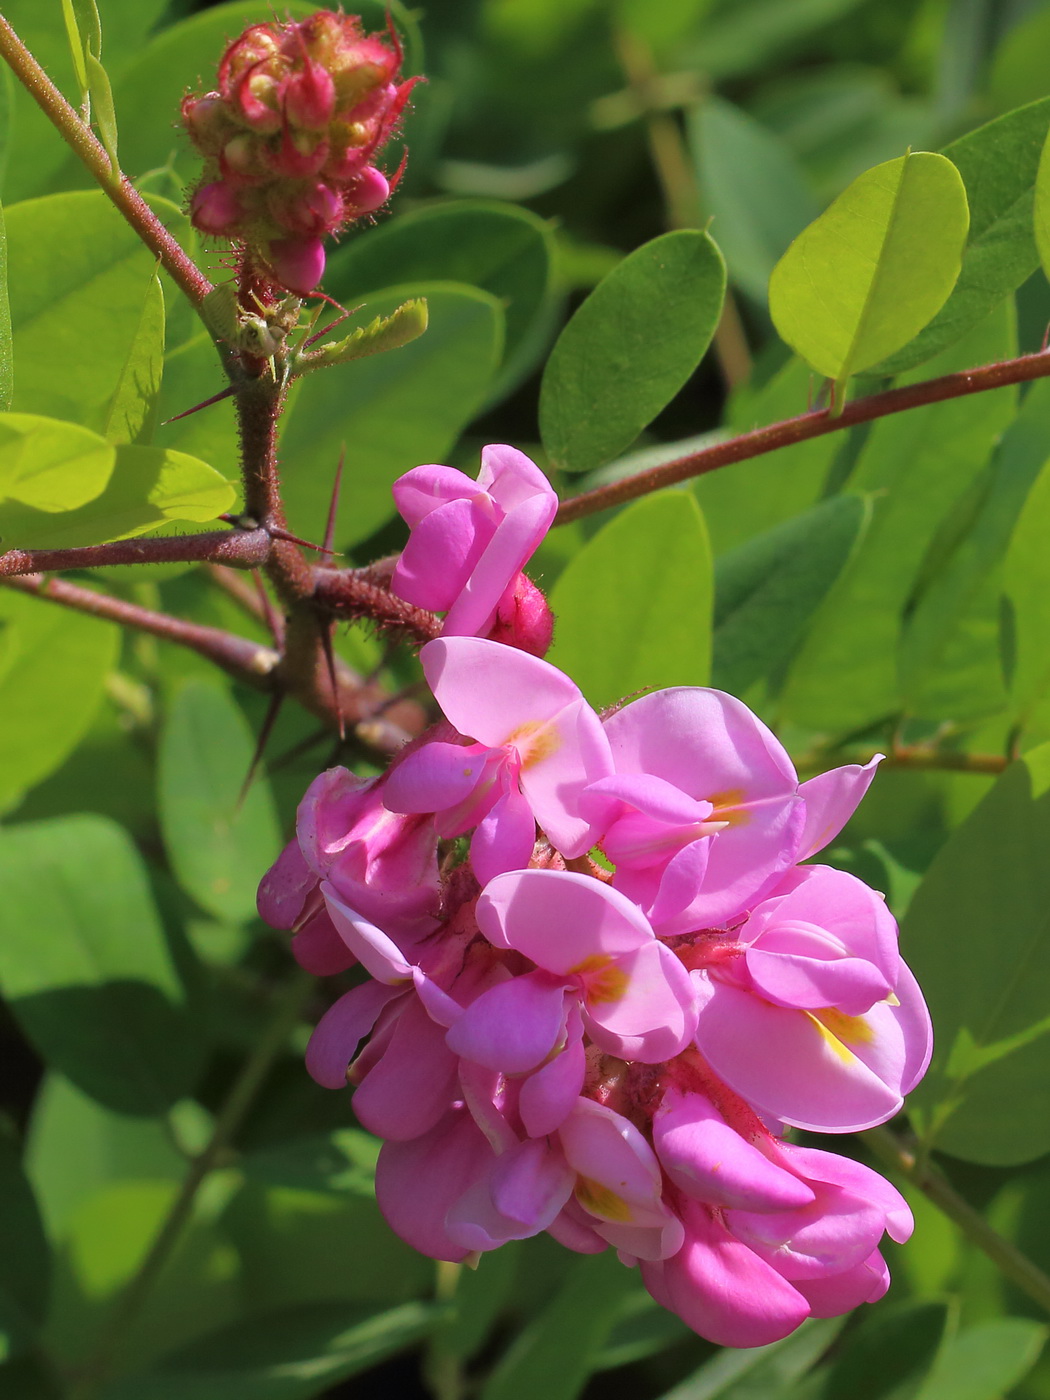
xmin=1041 ymin=322 xmax=1050 ymax=354
xmin=268 ymin=525 xmax=341 ymax=555
xmin=237 ymin=691 xmax=284 ymax=810
xmin=320 ymin=624 xmax=345 ymax=740
xmin=323 ymin=447 xmax=346 ymax=556
xmin=301 ymin=302 xmax=358 ymax=350
xmin=163 ymin=384 xmax=237 ymax=423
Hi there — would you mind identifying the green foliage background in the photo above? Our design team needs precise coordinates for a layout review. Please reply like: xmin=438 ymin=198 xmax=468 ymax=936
xmin=6 ymin=0 xmax=1050 ymax=1396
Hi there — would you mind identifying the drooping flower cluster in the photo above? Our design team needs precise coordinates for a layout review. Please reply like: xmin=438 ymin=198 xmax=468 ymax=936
xmin=258 ymin=445 xmax=933 ymax=1348
xmin=182 ymin=11 xmax=413 ymax=294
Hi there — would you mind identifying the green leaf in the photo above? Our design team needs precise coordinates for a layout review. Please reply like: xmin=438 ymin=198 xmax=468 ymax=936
xmin=480 ymin=1252 xmax=636 ymax=1400
xmin=876 ymin=98 xmax=1050 ymax=374
xmin=904 ymin=742 xmax=1050 ymax=1163
xmin=324 ymin=199 xmax=556 ymax=392
xmin=0 ymin=587 xmax=119 ymax=813
xmin=689 ymin=97 xmax=818 ymax=304
xmin=299 ymin=299 xmax=428 ymax=373
xmin=60 ymin=0 xmax=93 ymax=96
xmin=540 ymin=230 xmax=726 ymax=474
xmin=0 ymin=814 xmax=200 ymax=1115
xmin=712 ymin=494 xmax=868 ymax=696
xmin=658 ymin=1316 xmax=846 ymax=1400
xmin=99 ymin=1302 xmax=444 ymax=1400
xmin=769 ymin=152 xmax=969 ymax=392
xmin=682 ymin=0 xmax=868 ymax=80
xmin=103 ymin=269 xmax=164 ymax=444
xmin=592 ymin=1293 xmax=690 ymax=1372
xmin=85 ymin=50 xmax=119 ymax=180
xmin=155 ymin=330 xmax=238 ymax=482
xmin=158 ymin=680 xmax=280 ymax=924
xmin=279 ymin=282 xmax=503 ymax=550
xmin=1002 ymin=445 xmax=1050 ymax=723
xmin=5 ymin=191 xmax=188 ymax=430
xmin=695 ymin=357 xmax=838 ymax=555
xmin=25 ymin=1074 xmax=185 ymax=1239
xmin=918 ymin=1318 xmax=1046 ymax=1400
xmin=821 ymin=1300 xmax=950 ymax=1400
xmin=548 ymin=491 xmax=713 ymax=708
xmin=0 ymin=203 xmax=11 ymax=413
xmin=779 ymin=303 xmax=1017 ymax=732
xmin=0 ymin=419 xmax=234 ymax=549
xmin=0 ymin=1120 xmax=50 ymax=1328
xmin=989 ymin=11 xmax=1050 ymax=113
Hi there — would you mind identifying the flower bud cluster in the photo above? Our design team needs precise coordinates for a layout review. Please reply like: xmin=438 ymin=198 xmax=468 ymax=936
xmin=182 ymin=11 xmax=413 ymax=295
xmin=258 ymin=446 xmax=933 ymax=1347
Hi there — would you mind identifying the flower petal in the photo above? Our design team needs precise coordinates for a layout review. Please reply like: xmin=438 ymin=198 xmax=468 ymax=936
xmin=445 ymin=971 xmax=569 ymax=1073
xmin=305 ymin=981 xmax=404 ymax=1089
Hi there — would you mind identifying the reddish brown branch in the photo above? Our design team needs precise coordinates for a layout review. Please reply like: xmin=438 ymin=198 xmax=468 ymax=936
xmin=555 ymin=349 xmax=1050 ymax=524
xmin=311 ymin=566 xmax=442 ymax=642
xmin=0 ymin=528 xmax=271 ymax=579
xmin=0 ymin=16 xmax=213 ymax=310
xmin=2 ymin=574 xmax=280 ymax=684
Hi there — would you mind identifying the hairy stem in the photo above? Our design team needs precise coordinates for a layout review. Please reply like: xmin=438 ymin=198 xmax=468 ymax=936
xmin=0 ymin=527 xmax=271 ymax=579
xmin=69 ymin=971 xmax=314 ymax=1399
xmin=864 ymin=1124 xmax=1050 ymax=1318
xmin=556 ymin=348 xmax=1050 ymax=524
xmin=2 ymin=574 xmax=280 ymax=684
xmin=0 ymin=15 xmax=213 ymax=311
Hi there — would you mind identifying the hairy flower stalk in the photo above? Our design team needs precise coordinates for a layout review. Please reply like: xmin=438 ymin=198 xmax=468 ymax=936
xmin=182 ymin=11 xmax=414 ymax=294
xmin=258 ymin=445 xmax=933 ymax=1347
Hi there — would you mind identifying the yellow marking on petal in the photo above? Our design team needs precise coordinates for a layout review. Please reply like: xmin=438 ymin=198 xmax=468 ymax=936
xmin=806 ymin=1007 xmax=874 ymax=1063
xmin=570 ymin=954 xmax=630 ymax=1005
xmin=886 ymin=992 xmax=900 ymax=1007
xmin=504 ymin=719 xmax=562 ymax=769
xmin=708 ymin=788 xmax=750 ymax=827
xmin=575 ymin=1177 xmax=633 ymax=1222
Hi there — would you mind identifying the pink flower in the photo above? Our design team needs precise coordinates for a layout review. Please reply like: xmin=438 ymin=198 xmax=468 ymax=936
xmin=688 ymin=865 xmax=933 ymax=1131
xmin=451 ymin=869 xmax=697 ymax=1066
xmin=390 ymin=445 xmax=558 ymax=641
xmin=384 ymin=639 xmax=614 ymax=882
xmin=583 ymin=689 xmax=806 ymax=933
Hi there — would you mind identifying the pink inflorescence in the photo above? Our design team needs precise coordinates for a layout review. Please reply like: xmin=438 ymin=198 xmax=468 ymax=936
xmin=181 ymin=11 xmax=415 ymax=294
xmin=257 ymin=445 xmax=933 ymax=1348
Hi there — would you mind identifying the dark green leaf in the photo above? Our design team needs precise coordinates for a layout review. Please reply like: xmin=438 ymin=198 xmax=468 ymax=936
xmin=658 ymin=1316 xmax=846 ymax=1400
xmin=158 ymin=680 xmax=280 ymax=924
xmin=1002 ymin=443 xmax=1050 ymax=723
xmin=0 ymin=588 xmax=119 ymax=813
xmin=0 ymin=1120 xmax=50 ymax=1327
xmin=279 ymin=282 xmax=503 ymax=550
xmin=779 ymin=304 xmax=1016 ymax=732
xmin=821 ymin=1300 xmax=951 ymax=1400
xmin=712 ymin=494 xmax=867 ymax=696
xmin=99 ymin=1302 xmax=443 ymax=1400
xmin=689 ymin=97 xmax=818 ymax=304
xmin=324 ymin=199 xmax=556 ymax=391
xmin=770 ymin=152 xmax=969 ymax=393
xmin=0 ymin=815 xmax=200 ymax=1115
xmin=480 ymin=1252 xmax=636 ymax=1400
xmin=592 ymin=1292 xmax=690 ymax=1372
xmin=904 ymin=742 xmax=1050 ymax=1163
xmin=682 ymin=0 xmax=868 ymax=80
xmin=919 ymin=1318 xmax=1046 ymax=1400
xmin=540 ymin=230 xmax=726 ymax=474
xmin=548 ymin=491 xmax=713 ymax=707
xmin=876 ymin=98 xmax=1050 ymax=374
xmin=0 ymin=202 xmax=11 ymax=413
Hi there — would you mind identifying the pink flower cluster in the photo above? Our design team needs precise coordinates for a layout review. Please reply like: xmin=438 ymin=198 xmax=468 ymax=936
xmin=182 ymin=11 xmax=413 ymax=294
xmin=258 ymin=447 xmax=932 ymax=1348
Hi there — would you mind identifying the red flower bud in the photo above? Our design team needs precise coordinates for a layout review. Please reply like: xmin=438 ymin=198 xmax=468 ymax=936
xmin=489 ymin=575 xmax=555 ymax=658
xmin=190 ymin=180 xmax=244 ymax=235
xmin=265 ymin=236 xmax=327 ymax=296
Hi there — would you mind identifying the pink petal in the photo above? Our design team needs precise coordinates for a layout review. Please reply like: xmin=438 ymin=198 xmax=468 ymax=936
xmin=726 ymin=1185 xmax=887 ymax=1280
xmin=383 ymin=741 xmax=491 ymax=816
xmin=642 ymin=1204 xmax=810 ymax=1347
xmin=445 ymin=971 xmax=569 ymax=1073
xmin=476 ymin=868 xmax=652 ymax=973
xmin=519 ymin=1009 xmax=587 ymax=1137
xmin=353 ymin=994 xmax=460 ymax=1140
xmin=746 ymin=865 xmax=900 ymax=982
xmin=653 ymin=1087 xmax=815 ymax=1212
xmin=519 ymin=697 xmax=616 ymax=857
xmin=305 ymin=981 xmax=404 ymax=1089
xmin=375 ymin=1107 xmax=496 ymax=1262
xmin=794 ymin=1250 xmax=890 ymax=1316
xmin=783 ymin=1145 xmax=913 ymax=1243
xmin=257 ymin=838 xmax=316 ymax=927
xmin=291 ymin=905 xmax=357 ymax=975
xmin=895 ymin=958 xmax=934 ymax=1095
xmin=559 ymin=1099 xmax=666 ymax=1223
xmin=597 ymin=1208 xmax=685 ymax=1262
xmin=583 ymin=942 xmax=698 ymax=1063
xmin=546 ymin=1199 xmax=609 ymax=1254
xmin=745 ymin=942 xmax=892 ymax=1015
xmin=392 ymin=464 xmax=484 ymax=527
xmin=477 ymin=443 xmax=558 ymax=510
xmin=321 ymin=882 xmax=413 ymax=983
xmin=443 ymin=493 xmax=558 ymax=638
xmin=470 ymin=780 xmax=538 ymax=884
xmin=391 ymin=497 xmax=492 ymax=611
xmin=694 ymin=979 xmax=905 ymax=1132
xmin=797 ymin=756 xmax=882 ymax=861
xmin=422 ymin=637 xmax=587 ymax=745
